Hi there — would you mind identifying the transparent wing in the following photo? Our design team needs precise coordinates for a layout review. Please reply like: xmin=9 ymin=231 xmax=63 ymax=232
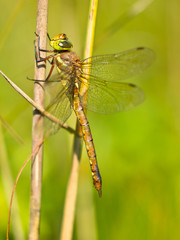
xmin=79 ymin=77 xmax=145 ymax=114
xmin=42 ymin=47 xmax=154 ymax=129
xmin=44 ymin=78 xmax=73 ymax=135
xmin=82 ymin=47 xmax=155 ymax=82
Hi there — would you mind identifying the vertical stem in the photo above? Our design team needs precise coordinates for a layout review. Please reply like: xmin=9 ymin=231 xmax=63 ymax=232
xmin=28 ymin=1 xmax=48 ymax=240
xmin=60 ymin=122 xmax=82 ymax=240
xmin=60 ymin=1 xmax=98 ymax=240
xmin=166 ymin=0 xmax=180 ymax=134
xmin=83 ymin=0 xmax=98 ymax=59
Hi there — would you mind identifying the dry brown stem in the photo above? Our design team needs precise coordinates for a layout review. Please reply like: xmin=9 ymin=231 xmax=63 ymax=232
xmin=28 ymin=1 xmax=48 ymax=239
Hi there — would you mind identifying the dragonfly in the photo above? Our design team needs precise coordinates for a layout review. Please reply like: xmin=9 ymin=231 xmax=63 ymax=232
xmin=35 ymin=33 xmax=155 ymax=197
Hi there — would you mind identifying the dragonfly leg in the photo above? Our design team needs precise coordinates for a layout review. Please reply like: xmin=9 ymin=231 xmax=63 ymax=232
xmin=34 ymin=32 xmax=54 ymax=64
xmin=35 ymin=54 xmax=55 ymax=64
xmin=47 ymin=33 xmax=51 ymax=41
xmin=27 ymin=58 xmax=55 ymax=82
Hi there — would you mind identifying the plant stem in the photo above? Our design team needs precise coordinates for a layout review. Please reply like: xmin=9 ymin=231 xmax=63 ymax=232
xmin=28 ymin=0 xmax=48 ymax=239
xmin=60 ymin=1 xmax=98 ymax=240
xmin=0 ymin=71 xmax=75 ymax=135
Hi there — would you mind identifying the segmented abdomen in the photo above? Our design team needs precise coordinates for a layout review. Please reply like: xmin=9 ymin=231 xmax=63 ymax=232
xmin=73 ymin=85 xmax=102 ymax=196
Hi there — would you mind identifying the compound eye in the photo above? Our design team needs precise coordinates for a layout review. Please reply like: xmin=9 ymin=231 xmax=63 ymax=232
xmin=58 ymin=41 xmax=72 ymax=49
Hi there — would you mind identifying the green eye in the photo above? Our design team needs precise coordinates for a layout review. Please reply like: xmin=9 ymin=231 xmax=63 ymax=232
xmin=58 ymin=40 xmax=73 ymax=49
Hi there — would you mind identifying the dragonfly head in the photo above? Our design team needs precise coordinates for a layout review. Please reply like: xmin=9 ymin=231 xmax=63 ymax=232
xmin=50 ymin=33 xmax=73 ymax=51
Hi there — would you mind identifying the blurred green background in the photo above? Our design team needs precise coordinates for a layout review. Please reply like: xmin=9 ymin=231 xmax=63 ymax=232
xmin=0 ymin=0 xmax=180 ymax=239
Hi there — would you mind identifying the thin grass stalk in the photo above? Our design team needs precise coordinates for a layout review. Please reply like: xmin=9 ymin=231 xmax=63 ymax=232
xmin=95 ymin=0 xmax=154 ymax=47
xmin=0 ymin=0 xmax=25 ymax=51
xmin=166 ymin=0 xmax=180 ymax=135
xmin=7 ymin=138 xmax=45 ymax=240
xmin=0 ymin=71 xmax=75 ymax=134
xmin=60 ymin=1 xmax=98 ymax=240
xmin=0 ymin=124 xmax=25 ymax=240
xmin=0 ymin=115 xmax=24 ymax=144
xmin=28 ymin=1 xmax=48 ymax=239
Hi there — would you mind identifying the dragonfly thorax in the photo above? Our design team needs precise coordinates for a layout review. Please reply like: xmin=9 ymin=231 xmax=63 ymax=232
xmin=54 ymin=52 xmax=82 ymax=79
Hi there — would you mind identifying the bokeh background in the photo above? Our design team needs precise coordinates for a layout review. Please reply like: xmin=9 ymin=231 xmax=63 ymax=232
xmin=0 ymin=0 xmax=180 ymax=239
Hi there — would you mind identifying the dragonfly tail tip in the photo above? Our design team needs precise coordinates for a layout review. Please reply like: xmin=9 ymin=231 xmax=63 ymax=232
xmin=98 ymin=189 xmax=102 ymax=198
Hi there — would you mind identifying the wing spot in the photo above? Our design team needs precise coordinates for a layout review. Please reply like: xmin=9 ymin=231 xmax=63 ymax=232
xmin=128 ymin=83 xmax=136 ymax=87
xmin=137 ymin=47 xmax=144 ymax=50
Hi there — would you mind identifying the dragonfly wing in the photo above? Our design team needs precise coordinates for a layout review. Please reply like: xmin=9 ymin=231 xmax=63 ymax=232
xmin=79 ymin=77 xmax=145 ymax=114
xmin=44 ymin=79 xmax=73 ymax=135
xmin=82 ymin=47 xmax=155 ymax=82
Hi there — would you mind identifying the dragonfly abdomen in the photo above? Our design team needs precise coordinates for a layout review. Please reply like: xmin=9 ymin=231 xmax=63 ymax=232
xmin=73 ymin=86 xmax=102 ymax=197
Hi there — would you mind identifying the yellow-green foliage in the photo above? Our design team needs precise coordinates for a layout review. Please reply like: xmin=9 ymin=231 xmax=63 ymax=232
xmin=0 ymin=0 xmax=179 ymax=239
